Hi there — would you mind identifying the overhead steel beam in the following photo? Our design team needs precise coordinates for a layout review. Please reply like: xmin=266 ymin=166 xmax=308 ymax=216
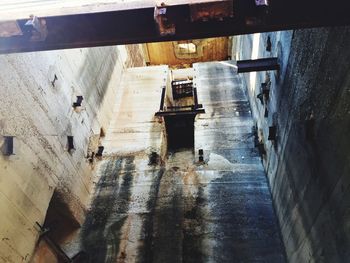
xmin=1 ymin=0 xmax=350 ymax=54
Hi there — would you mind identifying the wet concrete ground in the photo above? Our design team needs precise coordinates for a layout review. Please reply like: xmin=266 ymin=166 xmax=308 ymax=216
xmin=79 ymin=62 xmax=286 ymax=262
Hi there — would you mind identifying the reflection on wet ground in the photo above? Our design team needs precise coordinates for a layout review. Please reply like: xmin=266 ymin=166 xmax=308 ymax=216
xmin=80 ymin=62 xmax=286 ymax=262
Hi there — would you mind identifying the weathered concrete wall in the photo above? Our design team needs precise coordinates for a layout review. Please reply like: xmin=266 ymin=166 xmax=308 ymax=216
xmin=236 ymin=28 xmax=350 ymax=262
xmin=79 ymin=65 xmax=167 ymax=262
xmin=103 ymin=65 xmax=168 ymax=156
xmin=0 ymin=44 xmax=144 ymax=262
xmin=78 ymin=62 xmax=285 ymax=262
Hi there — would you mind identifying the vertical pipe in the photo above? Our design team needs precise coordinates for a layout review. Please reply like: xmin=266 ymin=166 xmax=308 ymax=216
xmin=160 ymin=87 xmax=166 ymax=111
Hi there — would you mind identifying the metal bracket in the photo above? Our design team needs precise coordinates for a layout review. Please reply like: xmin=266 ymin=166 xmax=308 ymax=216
xmin=154 ymin=4 xmax=176 ymax=36
xmin=24 ymin=15 xmax=47 ymax=41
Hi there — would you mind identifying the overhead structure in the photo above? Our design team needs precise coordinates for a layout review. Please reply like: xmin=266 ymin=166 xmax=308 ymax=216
xmin=1 ymin=0 xmax=350 ymax=53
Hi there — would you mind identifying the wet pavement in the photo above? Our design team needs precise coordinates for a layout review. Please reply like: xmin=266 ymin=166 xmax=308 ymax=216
xmin=79 ymin=62 xmax=286 ymax=262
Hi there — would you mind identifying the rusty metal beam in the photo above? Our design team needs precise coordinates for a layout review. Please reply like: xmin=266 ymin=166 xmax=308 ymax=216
xmin=1 ymin=0 xmax=350 ymax=54
xmin=237 ymin=57 xmax=279 ymax=73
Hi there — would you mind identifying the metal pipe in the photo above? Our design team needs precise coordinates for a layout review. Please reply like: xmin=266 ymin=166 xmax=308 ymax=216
xmin=237 ymin=57 xmax=279 ymax=73
xmin=159 ymin=87 xmax=166 ymax=111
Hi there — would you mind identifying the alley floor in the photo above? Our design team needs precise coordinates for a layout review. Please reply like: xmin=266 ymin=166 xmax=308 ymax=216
xmin=79 ymin=62 xmax=286 ymax=262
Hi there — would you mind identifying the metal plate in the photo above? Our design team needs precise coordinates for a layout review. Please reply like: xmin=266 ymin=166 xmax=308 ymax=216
xmin=0 ymin=21 xmax=22 ymax=37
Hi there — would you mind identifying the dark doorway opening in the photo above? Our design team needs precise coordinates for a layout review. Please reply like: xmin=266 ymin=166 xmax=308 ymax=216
xmin=165 ymin=114 xmax=196 ymax=151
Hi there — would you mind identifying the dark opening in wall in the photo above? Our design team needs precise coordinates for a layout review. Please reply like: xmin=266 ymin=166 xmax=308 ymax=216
xmin=164 ymin=114 xmax=195 ymax=151
xmin=43 ymin=191 xmax=80 ymax=244
xmin=32 ymin=191 xmax=81 ymax=262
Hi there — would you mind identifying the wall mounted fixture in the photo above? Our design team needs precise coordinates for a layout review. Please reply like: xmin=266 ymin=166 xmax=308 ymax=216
xmin=268 ymin=126 xmax=277 ymax=141
xmin=72 ymin=96 xmax=83 ymax=108
xmin=2 ymin=136 xmax=14 ymax=156
xmin=96 ymin=146 xmax=104 ymax=157
xmin=51 ymin=74 xmax=58 ymax=87
xmin=198 ymin=149 xmax=204 ymax=162
xmin=264 ymin=108 xmax=269 ymax=118
xmin=67 ymin=136 xmax=75 ymax=153
xmin=257 ymin=93 xmax=264 ymax=105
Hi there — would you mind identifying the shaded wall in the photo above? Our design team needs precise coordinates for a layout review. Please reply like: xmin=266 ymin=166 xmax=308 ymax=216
xmin=236 ymin=28 xmax=350 ymax=262
xmin=0 ymin=44 xmax=144 ymax=262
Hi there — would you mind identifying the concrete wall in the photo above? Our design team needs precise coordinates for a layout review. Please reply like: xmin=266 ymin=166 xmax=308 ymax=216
xmin=236 ymin=28 xmax=350 ymax=262
xmin=79 ymin=65 xmax=167 ymax=262
xmin=77 ymin=62 xmax=285 ymax=262
xmin=0 ymin=44 xmax=144 ymax=262
xmin=102 ymin=65 xmax=167 ymax=156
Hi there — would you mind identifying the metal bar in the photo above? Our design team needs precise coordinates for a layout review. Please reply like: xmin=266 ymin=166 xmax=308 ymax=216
xmin=237 ymin=57 xmax=279 ymax=73
xmin=0 ymin=0 xmax=350 ymax=53
xmin=166 ymin=104 xmax=203 ymax=110
xmin=193 ymin=87 xmax=199 ymax=108
xmin=159 ymin=87 xmax=166 ymax=111
xmin=155 ymin=108 xmax=205 ymax=117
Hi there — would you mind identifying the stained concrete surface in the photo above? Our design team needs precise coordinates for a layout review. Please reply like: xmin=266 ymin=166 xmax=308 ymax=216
xmin=237 ymin=28 xmax=350 ymax=262
xmin=79 ymin=62 xmax=286 ymax=262
xmin=0 ymin=45 xmax=140 ymax=263
xmin=271 ymin=28 xmax=350 ymax=262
